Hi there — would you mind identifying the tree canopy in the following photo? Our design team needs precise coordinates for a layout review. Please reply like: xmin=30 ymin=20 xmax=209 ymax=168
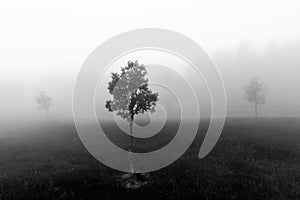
xmin=105 ymin=61 xmax=158 ymax=121
xmin=244 ymin=78 xmax=266 ymax=105
xmin=36 ymin=91 xmax=52 ymax=120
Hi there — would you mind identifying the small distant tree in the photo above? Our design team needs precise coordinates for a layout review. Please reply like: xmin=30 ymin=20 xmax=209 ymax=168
xmin=36 ymin=92 xmax=53 ymax=120
xmin=244 ymin=78 xmax=266 ymax=117
xmin=105 ymin=61 xmax=159 ymax=174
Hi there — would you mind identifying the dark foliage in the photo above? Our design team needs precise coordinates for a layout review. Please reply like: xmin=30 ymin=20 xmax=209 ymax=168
xmin=105 ymin=61 xmax=158 ymax=121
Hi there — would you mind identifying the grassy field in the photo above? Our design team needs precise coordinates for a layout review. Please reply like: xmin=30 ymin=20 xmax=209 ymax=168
xmin=0 ymin=118 xmax=300 ymax=200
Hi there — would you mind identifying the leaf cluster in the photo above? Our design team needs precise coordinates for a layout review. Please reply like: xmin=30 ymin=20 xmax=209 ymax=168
xmin=105 ymin=61 xmax=158 ymax=121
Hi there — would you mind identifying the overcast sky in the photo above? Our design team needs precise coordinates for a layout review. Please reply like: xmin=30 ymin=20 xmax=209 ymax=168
xmin=1 ymin=0 xmax=300 ymax=122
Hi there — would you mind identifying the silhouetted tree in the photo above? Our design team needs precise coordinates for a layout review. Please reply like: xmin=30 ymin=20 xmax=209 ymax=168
xmin=36 ymin=92 xmax=53 ymax=120
xmin=244 ymin=78 xmax=266 ymax=117
xmin=105 ymin=61 xmax=159 ymax=174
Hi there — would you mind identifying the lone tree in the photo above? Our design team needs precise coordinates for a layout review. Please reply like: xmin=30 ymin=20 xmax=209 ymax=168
xmin=244 ymin=78 xmax=266 ymax=117
xmin=36 ymin=92 xmax=53 ymax=120
xmin=105 ymin=61 xmax=159 ymax=174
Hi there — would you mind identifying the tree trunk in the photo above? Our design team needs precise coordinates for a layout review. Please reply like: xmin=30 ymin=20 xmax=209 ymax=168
xmin=45 ymin=108 xmax=50 ymax=121
xmin=128 ymin=117 xmax=134 ymax=173
xmin=254 ymin=102 xmax=258 ymax=117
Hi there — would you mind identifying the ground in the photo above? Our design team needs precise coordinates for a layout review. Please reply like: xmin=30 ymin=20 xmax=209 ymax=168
xmin=0 ymin=118 xmax=299 ymax=200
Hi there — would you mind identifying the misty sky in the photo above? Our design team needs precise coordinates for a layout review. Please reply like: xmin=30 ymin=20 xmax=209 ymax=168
xmin=1 ymin=0 xmax=300 ymax=122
